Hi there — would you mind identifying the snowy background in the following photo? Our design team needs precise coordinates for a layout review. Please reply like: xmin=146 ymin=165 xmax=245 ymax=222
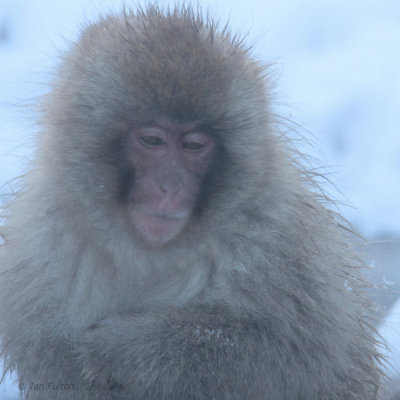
xmin=0 ymin=0 xmax=399 ymax=398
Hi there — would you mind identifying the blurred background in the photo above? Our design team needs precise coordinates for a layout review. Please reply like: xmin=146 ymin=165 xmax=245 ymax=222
xmin=0 ymin=0 xmax=399 ymax=398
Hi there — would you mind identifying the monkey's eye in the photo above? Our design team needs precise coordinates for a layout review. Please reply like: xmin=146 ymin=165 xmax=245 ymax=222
xmin=182 ymin=141 xmax=206 ymax=151
xmin=140 ymin=136 xmax=166 ymax=146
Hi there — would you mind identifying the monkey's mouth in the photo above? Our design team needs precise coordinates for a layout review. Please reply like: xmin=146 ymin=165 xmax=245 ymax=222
xmin=130 ymin=208 xmax=189 ymax=246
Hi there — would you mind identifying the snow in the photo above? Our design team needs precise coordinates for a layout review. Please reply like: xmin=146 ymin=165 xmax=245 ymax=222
xmin=380 ymin=298 xmax=400 ymax=378
xmin=0 ymin=1 xmax=399 ymax=397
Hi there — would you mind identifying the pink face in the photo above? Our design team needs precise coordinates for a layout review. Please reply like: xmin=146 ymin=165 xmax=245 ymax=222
xmin=127 ymin=122 xmax=216 ymax=247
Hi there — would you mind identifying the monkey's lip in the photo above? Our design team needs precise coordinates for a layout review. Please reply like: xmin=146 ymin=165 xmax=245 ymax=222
xmin=137 ymin=209 xmax=189 ymax=220
xmin=130 ymin=207 xmax=189 ymax=245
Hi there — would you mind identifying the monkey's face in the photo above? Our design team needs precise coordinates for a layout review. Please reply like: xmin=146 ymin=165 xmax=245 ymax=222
xmin=125 ymin=121 xmax=216 ymax=247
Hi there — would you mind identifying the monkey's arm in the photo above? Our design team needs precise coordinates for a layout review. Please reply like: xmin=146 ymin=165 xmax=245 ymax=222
xmin=77 ymin=307 xmax=276 ymax=399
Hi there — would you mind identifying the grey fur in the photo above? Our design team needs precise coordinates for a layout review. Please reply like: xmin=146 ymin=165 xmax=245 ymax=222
xmin=383 ymin=377 xmax=400 ymax=400
xmin=0 ymin=5 xmax=382 ymax=399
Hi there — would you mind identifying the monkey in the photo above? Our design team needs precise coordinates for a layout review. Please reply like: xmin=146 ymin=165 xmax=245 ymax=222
xmin=0 ymin=4 xmax=382 ymax=400
xmin=388 ymin=380 xmax=400 ymax=400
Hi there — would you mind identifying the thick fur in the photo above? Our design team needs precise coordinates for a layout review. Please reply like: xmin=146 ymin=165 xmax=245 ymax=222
xmin=0 ymin=5 xmax=381 ymax=400
xmin=384 ymin=378 xmax=400 ymax=400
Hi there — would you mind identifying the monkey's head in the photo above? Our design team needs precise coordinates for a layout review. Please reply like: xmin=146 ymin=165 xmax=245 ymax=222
xmin=123 ymin=120 xmax=216 ymax=246
xmin=40 ymin=6 xmax=282 ymax=248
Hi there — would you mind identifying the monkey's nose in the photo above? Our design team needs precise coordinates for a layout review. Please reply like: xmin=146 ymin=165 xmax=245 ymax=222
xmin=159 ymin=167 xmax=185 ymax=194
xmin=160 ymin=178 xmax=184 ymax=194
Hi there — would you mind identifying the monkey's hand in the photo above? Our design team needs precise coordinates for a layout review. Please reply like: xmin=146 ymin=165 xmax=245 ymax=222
xmin=77 ymin=307 xmax=267 ymax=399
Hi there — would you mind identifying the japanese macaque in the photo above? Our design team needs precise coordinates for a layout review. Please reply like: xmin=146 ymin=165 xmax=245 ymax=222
xmin=0 ymin=5 xmax=382 ymax=400
xmin=387 ymin=380 xmax=400 ymax=400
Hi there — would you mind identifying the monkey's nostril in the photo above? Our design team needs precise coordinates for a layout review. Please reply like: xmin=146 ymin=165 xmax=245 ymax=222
xmin=160 ymin=180 xmax=184 ymax=194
